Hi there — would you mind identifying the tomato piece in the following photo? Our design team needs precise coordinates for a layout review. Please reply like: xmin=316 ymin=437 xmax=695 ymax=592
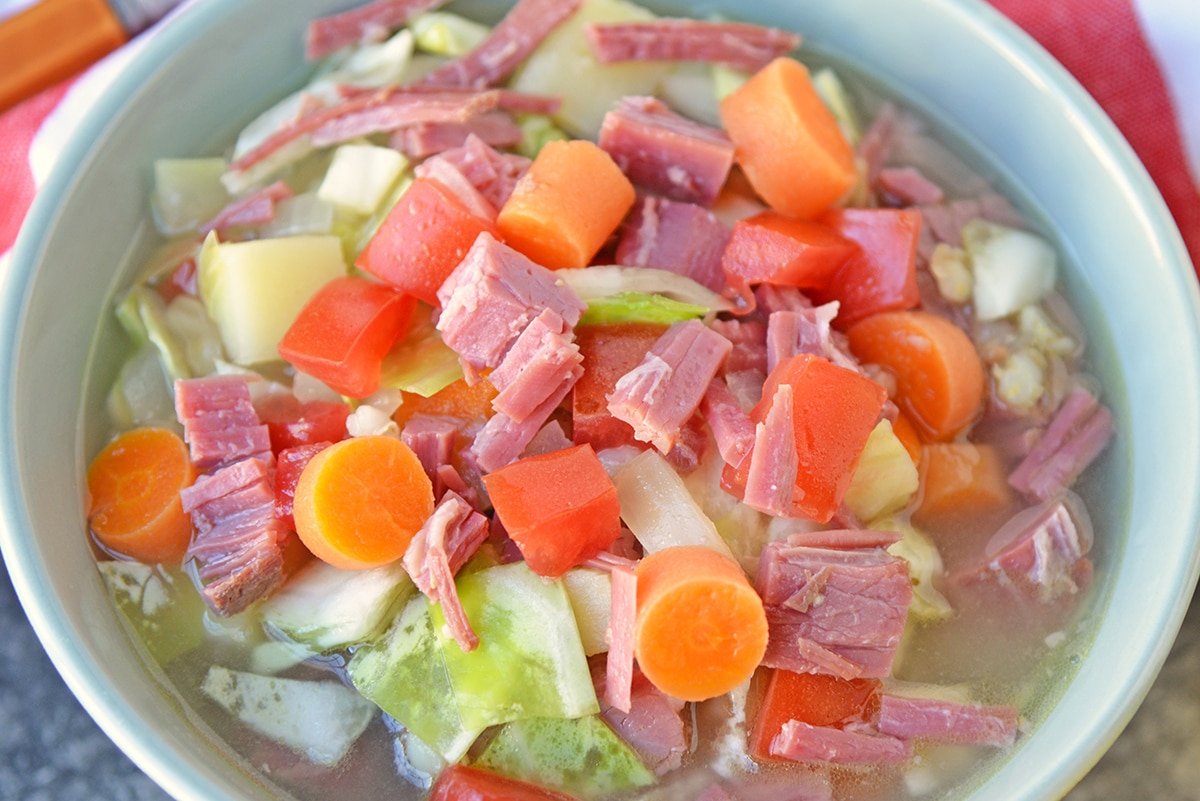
xmin=256 ymin=394 xmax=350 ymax=453
xmin=809 ymin=207 xmax=921 ymax=329
xmin=749 ymin=668 xmax=882 ymax=761
xmin=429 ymin=764 xmax=582 ymax=801
xmin=273 ymin=442 xmax=331 ymax=530
xmin=356 ymin=177 xmax=500 ymax=305
xmin=483 ymin=444 xmax=622 ymax=578
xmin=721 ymin=210 xmax=859 ymax=289
xmin=723 ymin=354 xmax=887 ymax=522
xmin=277 ymin=275 xmax=416 ymax=399
xmin=572 ymin=323 xmax=667 ymax=451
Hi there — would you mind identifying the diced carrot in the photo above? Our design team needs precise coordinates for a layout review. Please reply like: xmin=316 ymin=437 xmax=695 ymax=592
xmin=357 ymin=176 xmax=500 ymax=305
xmin=719 ymin=57 xmax=858 ymax=219
xmin=391 ymin=375 xmax=498 ymax=430
xmin=86 ymin=427 xmax=197 ymax=564
xmin=891 ymin=410 xmax=923 ymax=466
xmin=497 ymin=139 xmax=636 ymax=270
xmin=914 ymin=441 xmax=1014 ymax=528
xmin=633 ymin=545 xmax=768 ymax=702
xmin=572 ymin=322 xmax=667 ymax=451
xmin=846 ymin=310 xmax=985 ymax=442
xmin=482 ymin=444 xmax=621 ymax=578
xmin=749 ymin=668 xmax=882 ymax=761
xmin=721 ymin=211 xmax=858 ymax=289
xmin=292 ymin=435 xmax=434 ymax=570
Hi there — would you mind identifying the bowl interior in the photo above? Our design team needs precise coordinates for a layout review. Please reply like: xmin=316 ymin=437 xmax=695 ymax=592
xmin=2 ymin=0 xmax=1199 ymax=800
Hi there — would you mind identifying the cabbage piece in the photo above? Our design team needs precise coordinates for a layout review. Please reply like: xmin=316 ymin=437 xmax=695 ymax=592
xmin=657 ymin=63 xmax=722 ymax=127
xmin=433 ymin=561 xmax=599 ymax=731
xmin=812 ymin=67 xmax=863 ymax=147
xmin=580 ymin=291 xmax=709 ymax=327
xmin=878 ymin=516 xmax=954 ymax=622
xmin=509 ymin=0 xmax=672 ymax=138
xmin=473 ymin=716 xmax=655 ymax=800
xmin=516 ymin=113 xmax=571 ymax=159
xmin=151 ymin=157 xmax=229 ymax=236
xmin=348 ymin=594 xmax=482 ymax=762
xmin=106 ymin=345 xmax=176 ymax=430
xmin=379 ymin=305 xmax=464 ymax=397
xmin=311 ymin=28 xmax=416 ymax=92
xmin=844 ymin=419 xmax=920 ymax=524
xmin=200 ymin=665 xmax=374 ymax=766
xmin=197 ymin=231 xmax=346 ymax=364
xmin=963 ymin=218 xmax=1058 ymax=322
xmin=98 ymin=561 xmax=206 ymax=666
xmin=163 ymin=295 xmax=226 ymax=377
xmin=317 ymin=144 xmax=409 ymax=217
xmin=115 ymin=284 xmax=192 ymax=381
xmin=558 ymin=265 xmax=734 ymax=312
xmin=561 ymin=567 xmax=613 ymax=656
xmin=410 ymin=11 xmax=490 ymax=56
xmin=260 ymin=192 xmax=336 ymax=238
xmin=614 ymin=449 xmax=735 ymax=559
xmin=258 ymin=559 xmax=415 ymax=651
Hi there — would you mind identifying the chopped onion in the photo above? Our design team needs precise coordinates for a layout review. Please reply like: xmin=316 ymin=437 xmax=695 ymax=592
xmin=557 ymin=265 xmax=734 ymax=312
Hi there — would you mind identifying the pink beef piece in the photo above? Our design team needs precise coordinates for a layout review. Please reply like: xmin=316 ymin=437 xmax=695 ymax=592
xmin=876 ymin=694 xmax=1018 ymax=747
xmin=521 ymin=419 xmax=574 ymax=458
xmin=470 ymin=361 xmax=584 ymax=472
xmin=742 ymin=383 xmax=798 ymax=517
xmin=784 ymin=529 xmax=904 ymax=550
xmin=877 ymin=166 xmax=944 ymax=206
xmin=180 ymin=455 xmax=272 ymax=513
xmin=488 ymin=309 xmax=583 ymax=423
xmin=592 ymin=661 xmax=688 ymax=776
xmin=432 ymin=133 xmax=531 ymax=210
xmin=401 ymin=416 xmax=459 ymax=500
xmin=959 ymin=496 xmax=1093 ymax=605
xmin=765 ymin=305 xmax=860 ymax=374
xmin=709 ymin=318 xmax=767 ymax=375
xmin=607 ymin=319 xmax=732 ymax=454
xmin=754 ymin=283 xmax=813 ymax=315
xmin=771 ymin=720 xmax=911 ymax=764
xmin=198 ymin=533 xmax=286 ymax=618
xmin=416 ymin=0 xmax=584 ymax=89
xmin=615 ymin=196 xmax=732 ymax=292
xmin=584 ymin=19 xmax=800 ymax=73
xmin=604 ymin=565 xmax=638 ymax=714
xmin=1008 ymin=386 xmax=1115 ymax=501
xmin=390 ymin=111 xmax=523 ymax=159
xmin=199 ymin=181 xmax=292 ymax=236
xmin=175 ymin=376 xmax=272 ymax=469
xmin=700 ymin=377 xmax=756 ymax=470
xmin=599 ymin=97 xmax=735 ymax=207
xmin=757 ymin=541 xmax=911 ymax=679
xmin=403 ymin=490 xmax=489 ymax=651
xmin=305 ymin=0 xmax=450 ymax=60
xmin=414 ymin=153 xmax=498 ymax=222
xmin=436 ymin=232 xmax=586 ymax=377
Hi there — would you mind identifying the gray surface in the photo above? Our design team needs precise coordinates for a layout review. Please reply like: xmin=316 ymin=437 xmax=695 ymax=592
xmin=0 ymin=551 xmax=1196 ymax=800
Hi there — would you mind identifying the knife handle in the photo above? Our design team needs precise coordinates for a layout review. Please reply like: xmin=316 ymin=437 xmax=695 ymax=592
xmin=0 ymin=0 xmax=127 ymax=113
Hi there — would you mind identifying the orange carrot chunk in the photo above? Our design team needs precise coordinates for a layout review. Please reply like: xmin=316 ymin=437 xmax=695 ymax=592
xmin=292 ymin=435 xmax=434 ymax=570
xmin=482 ymin=443 xmax=621 ymax=578
xmin=846 ymin=310 xmax=985 ymax=442
xmin=719 ymin=57 xmax=858 ymax=219
xmin=87 ymin=426 xmax=197 ymax=564
xmin=634 ymin=545 xmax=768 ymax=702
xmin=914 ymin=441 xmax=1014 ymax=528
xmin=497 ymin=139 xmax=636 ymax=270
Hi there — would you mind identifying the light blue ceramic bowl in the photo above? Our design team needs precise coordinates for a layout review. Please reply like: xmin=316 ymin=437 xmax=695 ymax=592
xmin=2 ymin=0 xmax=1198 ymax=799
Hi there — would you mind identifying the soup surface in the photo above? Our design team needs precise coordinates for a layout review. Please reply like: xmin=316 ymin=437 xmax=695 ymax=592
xmin=85 ymin=1 xmax=1120 ymax=800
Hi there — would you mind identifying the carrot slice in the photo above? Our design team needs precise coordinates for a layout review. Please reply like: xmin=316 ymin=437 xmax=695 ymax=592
xmin=719 ymin=57 xmax=858 ymax=219
xmin=914 ymin=441 xmax=1014 ymax=528
xmin=497 ymin=139 xmax=636 ymax=270
xmin=292 ymin=435 xmax=434 ymax=570
xmin=891 ymin=410 xmax=923 ymax=466
xmin=634 ymin=545 xmax=768 ymax=702
xmin=87 ymin=426 xmax=197 ymax=564
xmin=846 ymin=310 xmax=985 ymax=442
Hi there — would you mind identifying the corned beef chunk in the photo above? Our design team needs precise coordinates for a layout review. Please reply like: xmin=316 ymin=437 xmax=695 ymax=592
xmin=615 ymin=196 xmax=732 ymax=292
xmin=176 ymin=377 xmax=288 ymax=617
xmin=757 ymin=540 xmax=911 ymax=679
xmin=599 ymin=97 xmax=735 ymax=207
xmin=1008 ymin=386 xmax=1115 ymax=501
xmin=607 ymin=319 xmax=732 ymax=454
xmin=770 ymin=720 xmax=911 ymax=764
xmin=583 ymin=18 xmax=800 ymax=73
xmin=592 ymin=660 xmax=689 ymax=776
xmin=305 ymin=0 xmax=449 ymax=60
xmin=876 ymin=694 xmax=1018 ymax=747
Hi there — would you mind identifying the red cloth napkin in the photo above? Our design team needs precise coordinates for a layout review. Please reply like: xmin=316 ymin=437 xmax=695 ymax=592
xmin=0 ymin=1 xmax=1197 ymax=270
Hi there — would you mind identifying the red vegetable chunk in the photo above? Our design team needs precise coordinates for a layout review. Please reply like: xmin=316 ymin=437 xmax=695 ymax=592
xmin=749 ymin=669 xmax=882 ymax=761
xmin=274 ymin=442 xmax=332 ymax=530
xmin=256 ymin=394 xmax=350 ymax=453
xmin=483 ymin=443 xmax=622 ymax=578
xmin=722 ymin=211 xmax=858 ymax=290
xmin=808 ymin=207 xmax=922 ymax=329
xmin=430 ymin=764 xmax=582 ymax=801
xmin=356 ymin=177 xmax=500 ymax=305
xmin=277 ymin=276 xmax=416 ymax=399
xmin=572 ymin=322 xmax=667 ymax=451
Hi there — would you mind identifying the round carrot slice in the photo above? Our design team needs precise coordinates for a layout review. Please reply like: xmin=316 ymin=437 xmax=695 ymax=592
xmin=87 ymin=426 xmax=197 ymax=564
xmin=634 ymin=545 xmax=768 ymax=702
xmin=292 ymin=435 xmax=434 ymax=570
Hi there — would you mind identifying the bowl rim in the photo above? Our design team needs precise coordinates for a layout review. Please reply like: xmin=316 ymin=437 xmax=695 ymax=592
xmin=2 ymin=0 xmax=1199 ymax=800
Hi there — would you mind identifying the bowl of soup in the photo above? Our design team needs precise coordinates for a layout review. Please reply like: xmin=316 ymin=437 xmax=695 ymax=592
xmin=2 ymin=0 xmax=1199 ymax=800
